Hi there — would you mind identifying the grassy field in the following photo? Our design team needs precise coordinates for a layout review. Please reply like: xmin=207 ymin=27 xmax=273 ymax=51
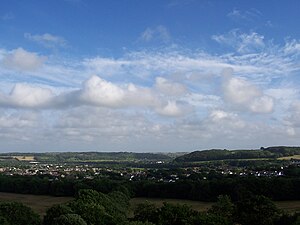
xmin=0 ymin=192 xmax=73 ymax=216
xmin=278 ymin=154 xmax=300 ymax=160
xmin=130 ymin=198 xmax=300 ymax=214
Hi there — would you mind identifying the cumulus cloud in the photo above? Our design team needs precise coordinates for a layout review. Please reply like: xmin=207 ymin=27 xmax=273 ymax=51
xmin=222 ymin=68 xmax=274 ymax=113
xmin=0 ymin=75 xmax=192 ymax=117
xmin=1 ymin=48 xmax=46 ymax=71
xmin=24 ymin=33 xmax=67 ymax=48
xmin=0 ymin=84 xmax=54 ymax=108
xmin=79 ymin=75 xmax=125 ymax=107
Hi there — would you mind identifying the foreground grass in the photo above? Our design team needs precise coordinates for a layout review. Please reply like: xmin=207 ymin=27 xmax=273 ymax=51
xmin=0 ymin=192 xmax=73 ymax=216
xmin=130 ymin=197 xmax=300 ymax=214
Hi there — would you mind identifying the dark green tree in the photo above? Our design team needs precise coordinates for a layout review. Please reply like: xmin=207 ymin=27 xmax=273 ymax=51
xmin=234 ymin=195 xmax=280 ymax=225
xmin=208 ymin=195 xmax=234 ymax=223
xmin=0 ymin=202 xmax=40 ymax=225
xmin=43 ymin=204 xmax=74 ymax=225
xmin=133 ymin=201 xmax=158 ymax=224
xmin=53 ymin=214 xmax=87 ymax=225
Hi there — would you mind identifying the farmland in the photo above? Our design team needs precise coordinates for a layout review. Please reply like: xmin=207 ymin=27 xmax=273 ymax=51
xmin=0 ymin=192 xmax=73 ymax=216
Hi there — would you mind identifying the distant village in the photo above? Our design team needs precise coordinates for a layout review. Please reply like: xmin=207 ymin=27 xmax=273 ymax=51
xmin=0 ymin=159 xmax=298 ymax=183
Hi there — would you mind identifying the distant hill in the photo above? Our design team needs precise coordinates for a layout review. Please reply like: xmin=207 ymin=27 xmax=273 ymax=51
xmin=174 ymin=146 xmax=300 ymax=162
xmin=0 ymin=152 xmax=172 ymax=163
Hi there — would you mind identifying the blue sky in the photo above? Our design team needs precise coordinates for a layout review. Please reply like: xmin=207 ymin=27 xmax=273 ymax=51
xmin=0 ymin=0 xmax=300 ymax=152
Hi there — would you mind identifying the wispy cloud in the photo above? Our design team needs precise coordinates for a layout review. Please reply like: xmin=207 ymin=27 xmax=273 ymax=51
xmin=227 ymin=8 xmax=262 ymax=21
xmin=2 ymin=12 xmax=14 ymax=20
xmin=212 ymin=29 xmax=265 ymax=53
xmin=139 ymin=25 xmax=171 ymax=43
xmin=24 ymin=33 xmax=67 ymax=48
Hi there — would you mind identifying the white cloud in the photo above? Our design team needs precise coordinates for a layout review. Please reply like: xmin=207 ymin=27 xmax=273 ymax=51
xmin=283 ymin=39 xmax=300 ymax=55
xmin=0 ymin=75 xmax=192 ymax=118
xmin=140 ymin=25 xmax=170 ymax=42
xmin=212 ymin=30 xmax=265 ymax=53
xmin=155 ymin=77 xmax=187 ymax=96
xmin=1 ymin=48 xmax=46 ymax=71
xmin=79 ymin=75 xmax=125 ymax=107
xmin=24 ymin=33 xmax=67 ymax=48
xmin=227 ymin=8 xmax=262 ymax=21
xmin=222 ymin=69 xmax=274 ymax=113
xmin=0 ymin=84 xmax=54 ymax=108
xmin=0 ymin=32 xmax=300 ymax=151
xmin=249 ymin=96 xmax=274 ymax=113
xmin=156 ymin=101 xmax=183 ymax=117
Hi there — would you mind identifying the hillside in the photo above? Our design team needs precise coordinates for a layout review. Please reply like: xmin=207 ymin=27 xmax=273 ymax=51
xmin=0 ymin=152 xmax=172 ymax=163
xmin=174 ymin=146 xmax=300 ymax=162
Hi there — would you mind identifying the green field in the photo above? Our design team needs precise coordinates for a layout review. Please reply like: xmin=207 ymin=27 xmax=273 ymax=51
xmin=130 ymin=198 xmax=300 ymax=214
xmin=0 ymin=192 xmax=73 ymax=216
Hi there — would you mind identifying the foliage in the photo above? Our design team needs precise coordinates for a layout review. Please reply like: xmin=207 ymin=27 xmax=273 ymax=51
xmin=43 ymin=204 xmax=74 ymax=225
xmin=45 ymin=189 xmax=130 ymax=225
xmin=208 ymin=195 xmax=234 ymax=223
xmin=0 ymin=202 xmax=41 ymax=225
xmin=133 ymin=202 xmax=158 ymax=223
xmin=234 ymin=195 xmax=280 ymax=225
xmin=53 ymin=214 xmax=87 ymax=225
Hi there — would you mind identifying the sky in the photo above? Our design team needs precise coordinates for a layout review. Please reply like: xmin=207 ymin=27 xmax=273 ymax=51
xmin=0 ymin=0 xmax=300 ymax=152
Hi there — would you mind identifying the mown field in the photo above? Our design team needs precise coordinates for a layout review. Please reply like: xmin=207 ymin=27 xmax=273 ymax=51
xmin=130 ymin=198 xmax=300 ymax=214
xmin=278 ymin=154 xmax=300 ymax=160
xmin=0 ymin=192 xmax=73 ymax=216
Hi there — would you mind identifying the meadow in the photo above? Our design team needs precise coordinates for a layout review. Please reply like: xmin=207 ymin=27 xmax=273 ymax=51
xmin=0 ymin=192 xmax=73 ymax=216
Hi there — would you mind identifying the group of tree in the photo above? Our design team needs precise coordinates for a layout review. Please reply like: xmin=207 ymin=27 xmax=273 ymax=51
xmin=133 ymin=195 xmax=300 ymax=225
xmin=0 ymin=174 xmax=299 ymax=202
xmin=132 ymin=177 xmax=300 ymax=201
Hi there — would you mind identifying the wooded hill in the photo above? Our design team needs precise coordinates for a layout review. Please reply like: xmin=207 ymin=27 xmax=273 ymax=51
xmin=174 ymin=146 xmax=300 ymax=162
xmin=0 ymin=152 xmax=172 ymax=163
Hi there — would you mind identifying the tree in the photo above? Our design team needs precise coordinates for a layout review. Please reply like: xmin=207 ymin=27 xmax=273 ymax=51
xmin=208 ymin=195 xmax=234 ymax=223
xmin=0 ymin=202 xmax=41 ymax=225
xmin=234 ymin=195 xmax=280 ymax=225
xmin=43 ymin=204 xmax=74 ymax=225
xmin=133 ymin=201 xmax=158 ymax=224
xmin=0 ymin=216 xmax=10 ymax=225
xmin=157 ymin=203 xmax=197 ymax=225
xmin=53 ymin=214 xmax=87 ymax=225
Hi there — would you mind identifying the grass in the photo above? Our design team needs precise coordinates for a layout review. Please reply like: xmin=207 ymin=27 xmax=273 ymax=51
xmin=275 ymin=201 xmax=300 ymax=212
xmin=278 ymin=155 xmax=300 ymax=160
xmin=130 ymin=197 xmax=300 ymax=214
xmin=0 ymin=192 xmax=73 ymax=216
xmin=128 ymin=197 xmax=213 ymax=217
